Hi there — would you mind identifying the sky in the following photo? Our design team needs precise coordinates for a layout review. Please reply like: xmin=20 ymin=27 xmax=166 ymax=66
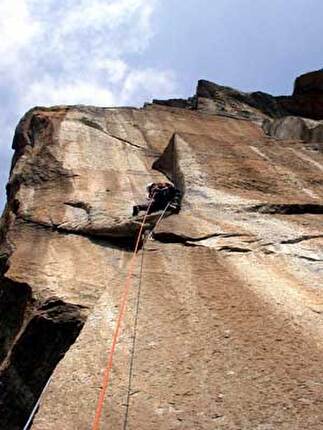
xmin=0 ymin=0 xmax=322 ymax=210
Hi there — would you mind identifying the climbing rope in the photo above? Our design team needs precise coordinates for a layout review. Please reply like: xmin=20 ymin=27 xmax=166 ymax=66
xmin=91 ymin=197 xmax=154 ymax=430
xmin=123 ymin=231 xmax=147 ymax=430
xmin=21 ymin=197 xmax=172 ymax=430
xmin=92 ymin=198 xmax=171 ymax=430
xmin=146 ymin=201 xmax=171 ymax=241
xmin=123 ymin=204 xmax=171 ymax=429
xmin=23 ymin=375 xmax=53 ymax=430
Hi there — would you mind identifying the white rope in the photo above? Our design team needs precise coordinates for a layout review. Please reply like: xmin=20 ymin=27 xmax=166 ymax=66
xmin=22 ymin=201 xmax=173 ymax=430
xmin=23 ymin=375 xmax=52 ymax=430
xmin=146 ymin=201 xmax=171 ymax=241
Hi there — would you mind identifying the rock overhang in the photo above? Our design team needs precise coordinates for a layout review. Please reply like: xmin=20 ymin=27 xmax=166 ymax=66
xmin=0 ymin=71 xmax=323 ymax=429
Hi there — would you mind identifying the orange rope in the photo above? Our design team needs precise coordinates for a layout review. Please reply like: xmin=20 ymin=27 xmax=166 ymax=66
xmin=91 ymin=198 xmax=154 ymax=430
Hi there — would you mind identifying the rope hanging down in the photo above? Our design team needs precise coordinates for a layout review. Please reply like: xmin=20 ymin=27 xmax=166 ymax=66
xmin=91 ymin=197 xmax=155 ymax=430
xmin=23 ymin=376 xmax=53 ymax=430
xmin=92 ymin=198 xmax=171 ymax=430
xmin=123 ymin=203 xmax=171 ymax=429
xmin=146 ymin=201 xmax=171 ymax=241
xmin=123 ymin=230 xmax=147 ymax=430
xmin=21 ymin=197 xmax=170 ymax=430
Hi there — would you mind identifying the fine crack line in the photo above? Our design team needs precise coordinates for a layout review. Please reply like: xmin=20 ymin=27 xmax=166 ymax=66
xmin=280 ymin=234 xmax=323 ymax=245
xmin=108 ymin=133 xmax=149 ymax=151
xmin=153 ymin=231 xmax=251 ymax=244
xmin=18 ymin=216 xmax=106 ymax=244
xmin=216 ymin=246 xmax=252 ymax=253
xmin=15 ymin=214 xmax=167 ymax=252
xmin=79 ymin=116 xmax=159 ymax=154
xmin=295 ymin=254 xmax=323 ymax=262
xmin=246 ymin=203 xmax=323 ymax=215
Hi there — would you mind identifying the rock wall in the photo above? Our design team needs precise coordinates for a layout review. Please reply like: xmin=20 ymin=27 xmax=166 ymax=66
xmin=1 ymin=73 xmax=323 ymax=429
xmin=154 ymin=70 xmax=323 ymax=124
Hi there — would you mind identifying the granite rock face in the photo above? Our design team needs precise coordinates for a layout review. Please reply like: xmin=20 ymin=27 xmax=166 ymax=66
xmin=1 ymin=72 xmax=323 ymax=430
xmin=196 ymin=70 xmax=323 ymax=122
xmin=264 ymin=116 xmax=323 ymax=142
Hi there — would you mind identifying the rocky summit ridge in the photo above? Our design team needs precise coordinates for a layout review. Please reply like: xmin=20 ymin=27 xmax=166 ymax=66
xmin=0 ymin=70 xmax=323 ymax=429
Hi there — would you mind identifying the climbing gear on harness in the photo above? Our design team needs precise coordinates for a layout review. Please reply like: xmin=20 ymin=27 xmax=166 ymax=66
xmin=132 ymin=182 xmax=181 ymax=217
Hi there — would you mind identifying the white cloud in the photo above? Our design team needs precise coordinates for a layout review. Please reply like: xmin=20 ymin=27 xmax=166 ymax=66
xmin=0 ymin=0 xmax=41 ymax=69
xmin=0 ymin=0 xmax=177 ymax=110
xmin=60 ymin=0 xmax=152 ymax=33
xmin=121 ymin=69 xmax=178 ymax=104
xmin=96 ymin=58 xmax=129 ymax=84
xmin=23 ymin=77 xmax=117 ymax=108
xmin=0 ymin=0 xmax=179 ymax=209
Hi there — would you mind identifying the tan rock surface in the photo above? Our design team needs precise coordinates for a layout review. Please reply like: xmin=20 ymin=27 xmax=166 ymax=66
xmin=0 ymin=80 xmax=323 ymax=429
xmin=264 ymin=116 xmax=323 ymax=142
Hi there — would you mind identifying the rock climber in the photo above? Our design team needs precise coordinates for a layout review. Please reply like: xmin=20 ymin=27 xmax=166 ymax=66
xmin=132 ymin=182 xmax=181 ymax=216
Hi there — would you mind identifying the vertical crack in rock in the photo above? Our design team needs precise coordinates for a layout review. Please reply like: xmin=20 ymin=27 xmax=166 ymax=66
xmin=0 ymin=278 xmax=33 ymax=365
xmin=0 ymin=107 xmax=90 ymax=430
xmin=0 ymin=295 xmax=87 ymax=430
